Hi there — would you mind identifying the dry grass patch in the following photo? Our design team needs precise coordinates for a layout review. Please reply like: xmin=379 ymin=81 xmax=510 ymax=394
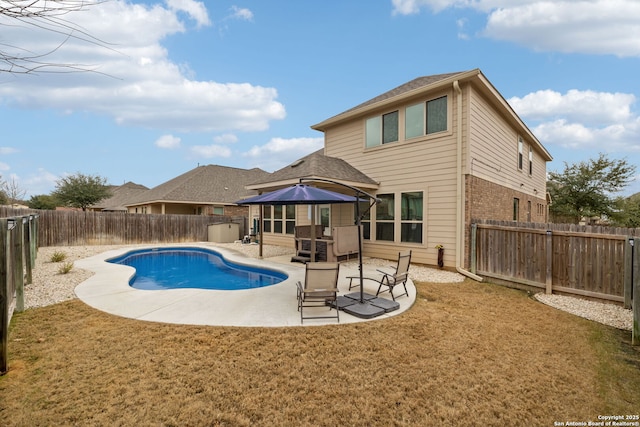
xmin=1 ymin=279 xmax=639 ymax=426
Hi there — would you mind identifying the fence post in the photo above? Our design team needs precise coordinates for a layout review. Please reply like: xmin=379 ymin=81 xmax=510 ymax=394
xmin=545 ymin=229 xmax=553 ymax=294
xmin=1 ymin=218 xmax=9 ymax=374
xmin=470 ymin=223 xmax=477 ymax=274
xmin=633 ymin=238 xmax=640 ymax=346
xmin=13 ymin=219 xmax=24 ymax=313
xmin=625 ymin=237 xmax=633 ymax=309
xmin=24 ymin=216 xmax=33 ymax=285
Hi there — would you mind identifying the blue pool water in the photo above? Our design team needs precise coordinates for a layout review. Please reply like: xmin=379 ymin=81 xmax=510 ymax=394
xmin=108 ymin=247 xmax=288 ymax=290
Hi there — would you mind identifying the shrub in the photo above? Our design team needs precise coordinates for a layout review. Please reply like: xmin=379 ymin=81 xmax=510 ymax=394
xmin=50 ymin=251 xmax=67 ymax=263
xmin=57 ymin=262 xmax=74 ymax=274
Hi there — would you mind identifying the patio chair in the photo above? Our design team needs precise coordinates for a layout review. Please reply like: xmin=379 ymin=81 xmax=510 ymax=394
xmin=374 ymin=250 xmax=412 ymax=301
xmin=296 ymin=262 xmax=340 ymax=323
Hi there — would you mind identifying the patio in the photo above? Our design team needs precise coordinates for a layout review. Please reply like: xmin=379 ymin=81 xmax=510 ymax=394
xmin=74 ymin=243 xmax=416 ymax=327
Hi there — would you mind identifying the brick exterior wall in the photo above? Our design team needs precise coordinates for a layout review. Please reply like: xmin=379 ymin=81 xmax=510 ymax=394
xmin=462 ymin=175 xmax=548 ymax=268
xmin=219 ymin=205 xmax=249 ymax=217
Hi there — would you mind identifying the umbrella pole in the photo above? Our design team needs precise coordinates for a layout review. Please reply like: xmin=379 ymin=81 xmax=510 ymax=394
xmin=310 ymin=205 xmax=316 ymax=263
xmin=259 ymin=205 xmax=263 ymax=259
xmin=356 ymin=197 xmax=364 ymax=304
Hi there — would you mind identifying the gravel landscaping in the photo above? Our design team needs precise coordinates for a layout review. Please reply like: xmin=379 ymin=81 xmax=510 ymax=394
xmin=26 ymin=243 xmax=633 ymax=331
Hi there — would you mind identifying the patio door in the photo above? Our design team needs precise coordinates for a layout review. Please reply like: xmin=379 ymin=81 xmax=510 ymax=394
xmin=318 ymin=205 xmax=330 ymax=236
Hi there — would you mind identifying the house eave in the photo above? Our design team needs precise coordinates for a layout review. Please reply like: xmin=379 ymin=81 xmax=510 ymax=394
xmin=124 ymin=199 xmax=228 ymax=208
xmin=244 ymin=176 xmax=378 ymax=194
xmin=474 ymin=73 xmax=553 ymax=162
xmin=311 ymin=69 xmax=481 ymax=132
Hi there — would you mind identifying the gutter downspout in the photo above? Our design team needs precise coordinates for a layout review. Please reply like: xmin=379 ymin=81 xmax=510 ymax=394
xmin=453 ymin=80 xmax=483 ymax=282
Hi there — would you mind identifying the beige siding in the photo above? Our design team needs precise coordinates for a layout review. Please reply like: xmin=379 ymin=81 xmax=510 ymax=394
xmin=324 ymin=90 xmax=459 ymax=267
xmin=467 ymin=85 xmax=546 ymax=198
xmin=250 ymin=204 xmax=356 ymax=250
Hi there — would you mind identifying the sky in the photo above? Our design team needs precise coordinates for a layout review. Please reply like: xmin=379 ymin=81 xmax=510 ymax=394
xmin=0 ymin=0 xmax=639 ymax=198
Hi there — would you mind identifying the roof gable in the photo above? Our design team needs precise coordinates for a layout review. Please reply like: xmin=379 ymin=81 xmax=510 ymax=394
xmin=312 ymin=71 xmax=471 ymax=130
xmin=92 ymin=181 xmax=149 ymax=211
xmin=312 ymin=69 xmax=552 ymax=162
xmin=247 ymin=150 xmax=378 ymax=190
xmin=128 ymin=165 xmax=271 ymax=206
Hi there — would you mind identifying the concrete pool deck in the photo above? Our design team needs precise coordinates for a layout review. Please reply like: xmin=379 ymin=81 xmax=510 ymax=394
xmin=74 ymin=243 xmax=416 ymax=327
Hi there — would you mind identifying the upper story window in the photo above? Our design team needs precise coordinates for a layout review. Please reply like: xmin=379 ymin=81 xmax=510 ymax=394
xmin=518 ymin=137 xmax=524 ymax=170
xmin=405 ymin=96 xmax=448 ymax=139
xmin=366 ymin=111 xmax=398 ymax=148
xmin=528 ymin=146 xmax=533 ymax=175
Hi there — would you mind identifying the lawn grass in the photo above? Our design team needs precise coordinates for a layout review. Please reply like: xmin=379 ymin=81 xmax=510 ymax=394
xmin=1 ymin=278 xmax=639 ymax=426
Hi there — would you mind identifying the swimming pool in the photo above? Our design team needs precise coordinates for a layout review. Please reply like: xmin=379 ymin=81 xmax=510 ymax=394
xmin=108 ymin=247 xmax=288 ymax=290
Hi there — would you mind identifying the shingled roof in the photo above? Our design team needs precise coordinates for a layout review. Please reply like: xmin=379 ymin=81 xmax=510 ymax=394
xmin=312 ymin=71 xmax=467 ymax=130
xmin=127 ymin=165 xmax=271 ymax=206
xmin=246 ymin=150 xmax=378 ymax=190
xmin=346 ymin=72 xmax=465 ymax=113
xmin=92 ymin=181 xmax=150 ymax=211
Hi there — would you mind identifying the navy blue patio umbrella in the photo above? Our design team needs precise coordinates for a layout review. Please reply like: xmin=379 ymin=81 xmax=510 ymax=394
xmin=239 ymin=184 xmax=361 ymax=205
xmin=237 ymin=181 xmax=392 ymax=319
xmin=237 ymin=184 xmax=362 ymax=263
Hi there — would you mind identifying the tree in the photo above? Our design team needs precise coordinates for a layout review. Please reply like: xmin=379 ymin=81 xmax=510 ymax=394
xmin=548 ymin=153 xmax=636 ymax=224
xmin=0 ymin=175 xmax=7 ymax=205
xmin=27 ymin=194 xmax=59 ymax=210
xmin=52 ymin=173 xmax=111 ymax=210
xmin=1 ymin=1 xmax=105 ymax=74
xmin=1 ymin=176 xmax=27 ymax=206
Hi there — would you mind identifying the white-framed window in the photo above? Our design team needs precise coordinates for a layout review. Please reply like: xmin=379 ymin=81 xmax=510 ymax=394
xmin=405 ymin=96 xmax=448 ymax=139
xmin=263 ymin=205 xmax=296 ymax=235
xmin=318 ymin=205 xmax=330 ymax=236
xmin=213 ymin=206 xmax=224 ymax=215
xmin=372 ymin=192 xmax=424 ymax=244
xmin=518 ymin=137 xmax=524 ymax=170
xmin=528 ymin=146 xmax=533 ymax=175
xmin=285 ymin=205 xmax=295 ymax=234
xmin=366 ymin=111 xmax=399 ymax=148
xmin=375 ymin=194 xmax=395 ymax=241
xmin=356 ymin=201 xmax=371 ymax=240
xmin=401 ymin=191 xmax=423 ymax=243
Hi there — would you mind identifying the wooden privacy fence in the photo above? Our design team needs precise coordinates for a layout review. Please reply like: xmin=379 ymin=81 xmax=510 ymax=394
xmin=471 ymin=220 xmax=637 ymax=305
xmin=0 ymin=208 xmax=246 ymax=247
xmin=471 ymin=220 xmax=640 ymax=345
xmin=1 ymin=215 xmax=38 ymax=374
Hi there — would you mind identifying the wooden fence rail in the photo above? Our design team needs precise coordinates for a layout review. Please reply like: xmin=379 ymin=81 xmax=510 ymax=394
xmin=471 ymin=220 xmax=640 ymax=344
xmin=1 ymin=215 xmax=38 ymax=374
xmin=472 ymin=220 xmax=631 ymax=304
xmin=0 ymin=208 xmax=246 ymax=247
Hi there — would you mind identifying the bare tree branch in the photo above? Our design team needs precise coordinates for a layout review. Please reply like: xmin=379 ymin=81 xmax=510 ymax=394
xmin=0 ymin=0 xmax=117 ymax=75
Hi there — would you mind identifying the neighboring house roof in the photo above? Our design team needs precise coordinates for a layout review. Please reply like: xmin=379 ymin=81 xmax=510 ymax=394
xmin=126 ymin=165 xmax=271 ymax=207
xmin=312 ymin=68 xmax=552 ymax=162
xmin=245 ymin=149 xmax=378 ymax=191
xmin=92 ymin=182 xmax=150 ymax=211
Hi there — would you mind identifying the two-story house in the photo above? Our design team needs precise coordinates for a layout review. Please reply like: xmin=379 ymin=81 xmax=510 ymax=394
xmin=244 ymin=69 xmax=552 ymax=271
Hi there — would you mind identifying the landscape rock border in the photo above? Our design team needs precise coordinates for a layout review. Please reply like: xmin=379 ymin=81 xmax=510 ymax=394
xmin=26 ymin=244 xmax=633 ymax=331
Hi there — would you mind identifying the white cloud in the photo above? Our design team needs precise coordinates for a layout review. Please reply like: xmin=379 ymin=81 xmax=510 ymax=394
xmin=243 ymin=137 xmax=324 ymax=171
xmin=23 ymin=168 xmax=60 ymax=197
xmin=166 ymin=0 xmax=211 ymax=27
xmin=229 ymin=5 xmax=254 ymax=21
xmin=456 ymin=18 xmax=469 ymax=40
xmin=0 ymin=147 xmax=18 ymax=155
xmin=0 ymin=162 xmax=10 ymax=172
xmin=392 ymin=0 xmax=640 ymax=57
xmin=190 ymin=145 xmax=232 ymax=158
xmin=0 ymin=1 xmax=285 ymax=132
xmin=155 ymin=134 xmax=182 ymax=149
xmin=510 ymin=89 xmax=640 ymax=152
xmin=213 ymin=134 xmax=239 ymax=144
xmin=509 ymin=90 xmax=635 ymax=125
